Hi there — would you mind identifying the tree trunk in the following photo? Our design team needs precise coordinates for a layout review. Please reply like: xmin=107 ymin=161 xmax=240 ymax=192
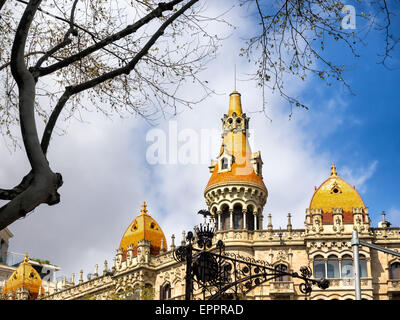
xmin=0 ymin=0 xmax=7 ymax=12
xmin=0 ymin=0 xmax=62 ymax=230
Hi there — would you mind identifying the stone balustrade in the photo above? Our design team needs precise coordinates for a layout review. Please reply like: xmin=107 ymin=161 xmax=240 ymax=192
xmin=43 ymin=275 xmax=113 ymax=300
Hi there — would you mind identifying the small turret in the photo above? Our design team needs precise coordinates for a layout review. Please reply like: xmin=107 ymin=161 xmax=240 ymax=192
xmin=2 ymin=253 xmax=45 ymax=300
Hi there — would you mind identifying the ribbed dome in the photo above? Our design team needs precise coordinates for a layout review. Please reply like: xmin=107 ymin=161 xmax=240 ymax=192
xmin=2 ymin=254 xmax=44 ymax=299
xmin=119 ymin=202 xmax=167 ymax=258
xmin=309 ymin=163 xmax=366 ymax=223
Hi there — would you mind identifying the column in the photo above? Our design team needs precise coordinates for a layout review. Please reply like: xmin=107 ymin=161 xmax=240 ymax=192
xmin=229 ymin=209 xmax=233 ymax=230
xmin=217 ymin=211 xmax=222 ymax=231
xmin=243 ymin=209 xmax=247 ymax=230
xmin=79 ymin=270 xmax=83 ymax=284
xmin=254 ymin=214 xmax=258 ymax=231
xmin=103 ymin=260 xmax=108 ymax=275
xmin=94 ymin=264 xmax=99 ymax=278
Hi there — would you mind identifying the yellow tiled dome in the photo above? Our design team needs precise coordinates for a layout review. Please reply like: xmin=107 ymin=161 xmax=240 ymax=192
xmin=119 ymin=202 xmax=167 ymax=258
xmin=309 ymin=163 xmax=366 ymax=223
xmin=2 ymin=253 xmax=44 ymax=299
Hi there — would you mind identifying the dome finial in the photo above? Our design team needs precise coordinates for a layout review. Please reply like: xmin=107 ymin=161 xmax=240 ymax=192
xmin=141 ymin=201 xmax=148 ymax=215
xmin=331 ymin=162 xmax=338 ymax=176
xmin=24 ymin=252 xmax=29 ymax=263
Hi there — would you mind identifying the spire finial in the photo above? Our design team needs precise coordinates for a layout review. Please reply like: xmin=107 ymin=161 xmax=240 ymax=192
xmin=23 ymin=253 xmax=29 ymax=263
xmin=331 ymin=162 xmax=338 ymax=176
xmin=267 ymin=213 xmax=273 ymax=231
xmin=181 ymin=231 xmax=186 ymax=246
xmin=79 ymin=270 xmax=83 ymax=284
xmin=141 ymin=201 xmax=148 ymax=215
xmin=287 ymin=213 xmax=293 ymax=232
xmin=171 ymin=234 xmax=176 ymax=250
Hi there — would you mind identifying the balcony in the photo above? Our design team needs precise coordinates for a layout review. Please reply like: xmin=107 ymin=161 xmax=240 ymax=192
xmin=315 ymin=278 xmax=373 ymax=290
xmin=269 ymin=281 xmax=295 ymax=298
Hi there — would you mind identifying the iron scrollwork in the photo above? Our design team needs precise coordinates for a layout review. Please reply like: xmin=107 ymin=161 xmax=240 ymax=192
xmin=173 ymin=210 xmax=330 ymax=300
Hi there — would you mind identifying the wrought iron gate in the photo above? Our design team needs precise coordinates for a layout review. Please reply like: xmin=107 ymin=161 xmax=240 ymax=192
xmin=173 ymin=211 xmax=329 ymax=300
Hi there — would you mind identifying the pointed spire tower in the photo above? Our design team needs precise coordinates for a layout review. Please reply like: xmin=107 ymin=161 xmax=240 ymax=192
xmin=204 ymin=91 xmax=268 ymax=232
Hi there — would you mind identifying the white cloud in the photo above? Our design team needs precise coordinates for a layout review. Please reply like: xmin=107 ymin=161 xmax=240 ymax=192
xmin=340 ymin=160 xmax=378 ymax=193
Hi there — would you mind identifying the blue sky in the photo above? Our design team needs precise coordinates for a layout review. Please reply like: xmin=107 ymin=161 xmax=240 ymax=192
xmin=294 ymin=7 xmax=400 ymax=225
xmin=1 ymin=0 xmax=399 ymax=279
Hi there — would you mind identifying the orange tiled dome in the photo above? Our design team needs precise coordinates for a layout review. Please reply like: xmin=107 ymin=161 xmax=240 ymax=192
xmin=119 ymin=202 xmax=167 ymax=258
xmin=205 ymin=91 xmax=267 ymax=192
xmin=309 ymin=163 xmax=366 ymax=223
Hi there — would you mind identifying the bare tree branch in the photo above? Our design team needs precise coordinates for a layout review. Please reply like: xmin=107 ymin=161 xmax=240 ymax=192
xmin=33 ymin=0 xmax=79 ymax=70
xmin=0 ymin=0 xmax=206 ymax=230
xmin=33 ymin=0 xmax=186 ymax=78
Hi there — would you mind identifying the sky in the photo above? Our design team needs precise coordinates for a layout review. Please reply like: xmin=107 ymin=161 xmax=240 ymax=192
xmin=1 ymin=1 xmax=399 ymax=282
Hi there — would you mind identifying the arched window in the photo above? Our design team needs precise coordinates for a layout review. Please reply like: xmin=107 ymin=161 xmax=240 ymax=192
xmin=313 ymin=255 xmax=325 ymax=279
xmin=221 ymin=206 xmax=230 ymax=230
xmin=275 ymin=264 xmax=290 ymax=281
xmin=255 ymin=209 xmax=261 ymax=230
xmin=327 ymin=255 xmax=339 ymax=278
xmin=233 ymin=204 xmax=243 ymax=229
xmin=221 ymin=157 xmax=228 ymax=170
xmin=341 ymin=255 xmax=353 ymax=278
xmin=390 ymin=262 xmax=400 ymax=280
xmin=160 ymin=283 xmax=171 ymax=300
xmin=246 ymin=207 xmax=254 ymax=231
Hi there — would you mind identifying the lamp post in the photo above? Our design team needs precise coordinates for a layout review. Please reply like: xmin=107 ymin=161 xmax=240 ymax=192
xmin=352 ymin=229 xmax=400 ymax=300
xmin=184 ymin=232 xmax=193 ymax=300
xmin=352 ymin=230 xmax=361 ymax=300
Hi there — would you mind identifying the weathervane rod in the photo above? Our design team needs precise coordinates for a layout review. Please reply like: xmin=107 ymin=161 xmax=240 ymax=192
xmin=234 ymin=64 xmax=236 ymax=91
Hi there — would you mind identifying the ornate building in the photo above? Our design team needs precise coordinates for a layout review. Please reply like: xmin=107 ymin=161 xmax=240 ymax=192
xmin=3 ymin=91 xmax=400 ymax=300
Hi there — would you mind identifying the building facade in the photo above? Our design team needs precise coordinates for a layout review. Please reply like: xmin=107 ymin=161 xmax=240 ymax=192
xmin=0 ymin=228 xmax=60 ymax=298
xmin=0 ymin=228 xmax=15 ymax=287
xmin=3 ymin=91 xmax=400 ymax=300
